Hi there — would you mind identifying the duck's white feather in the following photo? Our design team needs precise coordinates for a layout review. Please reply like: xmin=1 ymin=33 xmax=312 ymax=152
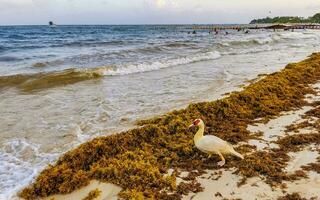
xmin=191 ymin=119 xmax=244 ymax=164
xmin=195 ymin=135 xmax=233 ymax=154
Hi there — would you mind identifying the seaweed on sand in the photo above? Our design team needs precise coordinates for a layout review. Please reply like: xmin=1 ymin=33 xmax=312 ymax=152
xmin=277 ymin=193 xmax=307 ymax=200
xmin=276 ymin=133 xmax=320 ymax=152
xmin=285 ymin=121 xmax=313 ymax=133
xmin=82 ymin=189 xmax=101 ymax=200
xmin=234 ymin=149 xmax=307 ymax=187
xmin=19 ymin=53 xmax=320 ymax=199
xmin=301 ymin=162 xmax=320 ymax=174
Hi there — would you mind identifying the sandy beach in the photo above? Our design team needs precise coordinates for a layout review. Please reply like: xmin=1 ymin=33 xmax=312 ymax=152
xmin=16 ymin=53 xmax=320 ymax=200
xmin=2 ymin=1 xmax=320 ymax=200
xmin=2 ymin=25 xmax=320 ymax=200
xmin=181 ymin=82 xmax=320 ymax=200
xmin=40 ymin=84 xmax=320 ymax=200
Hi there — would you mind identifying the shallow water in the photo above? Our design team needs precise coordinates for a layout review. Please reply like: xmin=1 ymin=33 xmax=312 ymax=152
xmin=0 ymin=25 xmax=320 ymax=199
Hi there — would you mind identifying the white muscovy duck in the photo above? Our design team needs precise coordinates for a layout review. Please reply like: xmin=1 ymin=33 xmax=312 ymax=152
xmin=189 ymin=119 xmax=244 ymax=166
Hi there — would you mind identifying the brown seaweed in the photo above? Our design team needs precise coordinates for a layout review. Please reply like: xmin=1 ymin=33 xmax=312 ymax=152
xmin=82 ymin=189 xmax=101 ymax=200
xmin=277 ymin=193 xmax=307 ymax=200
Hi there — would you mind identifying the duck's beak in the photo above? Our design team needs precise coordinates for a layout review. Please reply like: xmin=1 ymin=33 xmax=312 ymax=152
xmin=188 ymin=124 xmax=195 ymax=129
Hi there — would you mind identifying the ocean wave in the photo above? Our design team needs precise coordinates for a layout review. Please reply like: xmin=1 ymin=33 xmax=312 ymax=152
xmin=161 ymin=41 xmax=196 ymax=48
xmin=0 ymin=51 xmax=221 ymax=91
xmin=221 ymin=31 xmax=318 ymax=48
xmin=134 ymin=46 xmax=164 ymax=53
xmin=124 ymin=42 xmax=196 ymax=54
xmin=103 ymin=51 xmax=221 ymax=75
xmin=44 ymin=44 xmax=174 ymax=67
xmin=50 ymin=40 xmax=127 ymax=48
xmin=0 ymin=56 xmax=22 ymax=62
xmin=289 ymin=43 xmax=307 ymax=48
xmin=18 ymin=45 xmax=49 ymax=50
xmin=224 ymin=37 xmax=275 ymax=46
xmin=5 ymin=34 xmax=26 ymax=40
xmin=277 ymin=32 xmax=318 ymax=40
xmin=0 ymin=68 xmax=105 ymax=92
xmin=0 ymin=45 xmax=5 ymax=52
xmin=224 ymin=45 xmax=278 ymax=57
xmin=253 ymin=37 xmax=274 ymax=45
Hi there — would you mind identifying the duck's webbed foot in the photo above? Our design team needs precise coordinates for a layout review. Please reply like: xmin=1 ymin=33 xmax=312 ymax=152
xmin=217 ymin=151 xmax=225 ymax=167
xmin=217 ymin=160 xmax=225 ymax=166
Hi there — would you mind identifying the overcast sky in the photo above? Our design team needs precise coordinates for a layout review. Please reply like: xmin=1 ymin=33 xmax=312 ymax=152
xmin=1 ymin=0 xmax=320 ymax=25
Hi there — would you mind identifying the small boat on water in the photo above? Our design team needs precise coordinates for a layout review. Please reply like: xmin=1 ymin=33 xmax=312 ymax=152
xmin=49 ymin=21 xmax=57 ymax=27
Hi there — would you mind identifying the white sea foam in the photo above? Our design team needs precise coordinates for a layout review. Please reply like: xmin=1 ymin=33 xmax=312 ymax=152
xmin=102 ymin=51 xmax=221 ymax=76
xmin=0 ymin=139 xmax=59 ymax=200
xmin=97 ymin=30 xmax=320 ymax=76
xmin=253 ymin=37 xmax=274 ymax=45
xmin=221 ymin=31 xmax=318 ymax=48
xmin=277 ymin=31 xmax=318 ymax=40
xmin=71 ymin=123 xmax=91 ymax=143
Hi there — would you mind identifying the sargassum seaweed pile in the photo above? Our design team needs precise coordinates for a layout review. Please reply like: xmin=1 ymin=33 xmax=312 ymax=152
xmin=19 ymin=53 xmax=320 ymax=199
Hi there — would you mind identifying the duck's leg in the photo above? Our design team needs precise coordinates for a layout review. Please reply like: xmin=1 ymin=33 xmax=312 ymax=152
xmin=217 ymin=151 xmax=225 ymax=166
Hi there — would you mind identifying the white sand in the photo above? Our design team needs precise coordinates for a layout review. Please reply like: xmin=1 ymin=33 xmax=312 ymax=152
xmin=285 ymin=147 xmax=319 ymax=173
xmin=42 ymin=180 xmax=121 ymax=200
xmin=181 ymin=82 xmax=320 ymax=200
xmin=181 ymin=114 xmax=320 ymax=199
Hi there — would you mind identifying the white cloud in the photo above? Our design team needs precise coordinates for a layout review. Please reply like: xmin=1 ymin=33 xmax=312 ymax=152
xmin=155 ymin=0 xmax=166 ymax=8
xmin=0 ymin=0 xmax=319 ymax=24
xmin=0 ymin=0 xmax=33 ymax=10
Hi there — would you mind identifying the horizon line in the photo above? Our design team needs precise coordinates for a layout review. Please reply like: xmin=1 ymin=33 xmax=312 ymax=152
xmin=0 ymin=23 xmax=249 ymax=26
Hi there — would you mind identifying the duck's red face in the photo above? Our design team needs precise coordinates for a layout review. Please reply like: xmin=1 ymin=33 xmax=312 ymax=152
xmin=189 ymin=119 xmax=201 ymax=128
xmin=193 ymin=119 xmax=201 ymax=126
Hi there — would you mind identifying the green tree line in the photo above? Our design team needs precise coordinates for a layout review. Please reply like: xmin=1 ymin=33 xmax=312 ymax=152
xmin=250 ymin=13 xmax=320 ymax=24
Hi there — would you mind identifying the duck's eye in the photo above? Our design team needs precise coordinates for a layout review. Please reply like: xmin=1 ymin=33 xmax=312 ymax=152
xmin=193 ymin=119 xmax=200 ymax=125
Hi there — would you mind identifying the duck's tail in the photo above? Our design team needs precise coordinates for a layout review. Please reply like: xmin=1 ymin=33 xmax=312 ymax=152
xmin=230 ymin=149 xmax=244 ymax=160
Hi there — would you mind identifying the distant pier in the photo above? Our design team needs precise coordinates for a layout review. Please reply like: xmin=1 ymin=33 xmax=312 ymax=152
xmin=190 ymin=24 xmax=320 ymax=31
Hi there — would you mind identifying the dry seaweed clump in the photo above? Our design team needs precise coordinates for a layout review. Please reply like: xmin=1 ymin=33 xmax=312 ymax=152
xmin=91 ymin=150 xmax=177 ymax=199
xmin=19 ymin=164 xmax=90 ymax=200
xmin=285 ymin=121 xmax=313 ymax=133
xmin=276 ymin=133 xmax=320 ymax=152
xmin=277 ymin=193 xmax=307 ymax=200
xmin=19 ymin=53 xmax=320 ymax=200
xmin=82 ymin=189 xmax=101 ymax=200
xmin=301 ymin=155 xmax=320 ymax=174
xmin=234 ymin=150 xmax=307 ymax=187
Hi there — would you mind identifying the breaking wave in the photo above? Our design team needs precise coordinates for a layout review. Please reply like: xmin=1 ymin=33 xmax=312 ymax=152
xmin=0 ymin=68 xmax=105 ymax=92
xmin=222 ymin=37 xmax=276 ymax=47
xmin=103 ymin=51 xmax=221 ymax=75
xmin=0 ymin=51 xmax=221 ymax=92
xmin=221 ymin=31 xmax=318 ymax=48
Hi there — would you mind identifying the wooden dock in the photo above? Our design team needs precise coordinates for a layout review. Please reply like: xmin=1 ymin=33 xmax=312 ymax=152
xmin=191 ymin=24 xmax=320 ymax=31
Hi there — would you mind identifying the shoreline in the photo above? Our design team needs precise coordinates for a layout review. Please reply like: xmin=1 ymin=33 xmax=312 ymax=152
xmin=19 ymin=53 xmax=320 ymax=200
